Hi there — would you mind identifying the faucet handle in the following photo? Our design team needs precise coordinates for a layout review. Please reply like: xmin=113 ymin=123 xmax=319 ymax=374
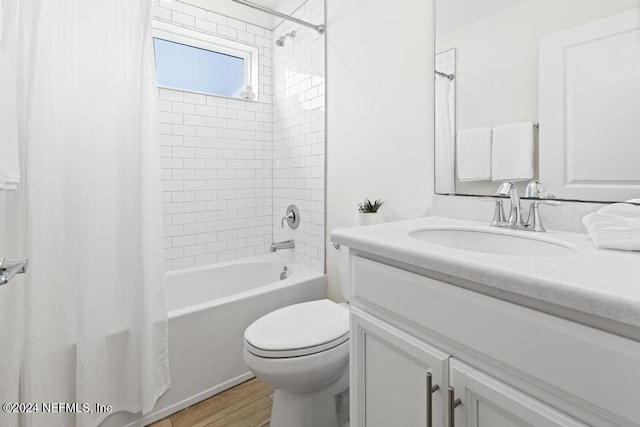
xmin=495 ymin=181 xmax=515 ymax=196
xmin=525 ymin=180 xmax=546 ymax=198
xmin=527 ymin=200 xmax=562 ymax=232
xmin=480 ymin=198 xmax=506 ymax=225
xmin=281 ymin=205 xmax=300 ymax=229
xmin=533 ymin=200 xmax=561 ymax=207
xmin=281 ymin=211 xmax=295 ymax=228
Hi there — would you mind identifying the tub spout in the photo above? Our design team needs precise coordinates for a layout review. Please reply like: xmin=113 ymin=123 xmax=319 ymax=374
xmin=270 ymin=240 xmax=295 ymax=252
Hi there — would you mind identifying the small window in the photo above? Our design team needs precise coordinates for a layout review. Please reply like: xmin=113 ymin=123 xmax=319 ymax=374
xmin=152 ymin=22 xmax=258 ymax=99
xmin=154 ymin=38 xmax=245 ymax=97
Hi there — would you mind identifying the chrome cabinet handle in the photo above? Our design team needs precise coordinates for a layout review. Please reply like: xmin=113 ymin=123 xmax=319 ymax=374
xmin=448 ymin=386 xmax=462 ymax=427
xmin=426 ymin=372 xmax=440 ymax=427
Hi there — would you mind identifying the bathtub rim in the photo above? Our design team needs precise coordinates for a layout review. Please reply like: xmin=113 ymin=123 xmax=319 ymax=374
xmin=165 ymin=253 xmax=326 ymax=319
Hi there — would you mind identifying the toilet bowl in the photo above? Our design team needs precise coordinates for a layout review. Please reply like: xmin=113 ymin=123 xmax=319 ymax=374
xmin=243 ymin=298 xmax=350 ymax=427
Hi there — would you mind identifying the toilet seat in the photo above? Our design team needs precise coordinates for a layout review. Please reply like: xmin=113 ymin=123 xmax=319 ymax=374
xmin=245 ymin=332 xmax=349 ymax=358
xmin=244 ymin=299 xmax=349 ymax=358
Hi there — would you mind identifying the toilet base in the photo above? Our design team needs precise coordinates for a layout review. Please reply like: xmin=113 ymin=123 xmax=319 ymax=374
xmin=270 ymin=366 xmax=349 ymax=427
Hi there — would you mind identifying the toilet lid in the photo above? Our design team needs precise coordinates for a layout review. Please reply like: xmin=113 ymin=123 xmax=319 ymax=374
xmin=245 ymin=299 xmax=349 ymax=358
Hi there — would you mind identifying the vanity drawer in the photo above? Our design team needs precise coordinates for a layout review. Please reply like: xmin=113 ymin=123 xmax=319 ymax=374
xmin=351 ymin=255 xmax=640 ymax=425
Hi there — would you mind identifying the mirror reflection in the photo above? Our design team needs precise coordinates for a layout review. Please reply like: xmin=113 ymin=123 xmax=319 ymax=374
xmin=434 ymin=0 xmax=640 ymax=202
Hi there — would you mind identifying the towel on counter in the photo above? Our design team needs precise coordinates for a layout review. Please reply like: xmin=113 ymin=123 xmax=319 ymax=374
xmin=491 ymin=121 xmax=534 ymax=182
xmin=456 ymin=128 xmax=492 ymax=181
xmin=582 ymin=203 xmax=640 ymax=251
xmin=0 ymin=46 xmax=20 ymax=190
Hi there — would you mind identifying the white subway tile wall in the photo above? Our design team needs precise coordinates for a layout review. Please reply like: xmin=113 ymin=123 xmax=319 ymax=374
xmin=271 ymin=0 xmax=325 ymax=273
xmin=154 ymin=1 xmax=325 ymax=273
xmin=155 ymin=3 xmax=274 ymax=271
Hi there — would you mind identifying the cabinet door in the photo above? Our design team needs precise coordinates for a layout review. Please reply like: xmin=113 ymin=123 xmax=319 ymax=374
xmin=351 ymin=308 xmax=449 ymax=427
xmin=449 ymin=359 xmax=587 ymax=427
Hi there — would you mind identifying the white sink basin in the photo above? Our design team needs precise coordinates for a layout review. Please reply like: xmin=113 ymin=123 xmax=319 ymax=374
xmin=408 ymin=228 xmax=577 ymax=257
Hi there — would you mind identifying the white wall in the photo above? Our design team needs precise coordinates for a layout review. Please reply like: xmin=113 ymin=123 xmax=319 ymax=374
xmin=325 ymin=0 xmax=435 ymax=300
xmin=435 ymin=0 xmax=525 ymax=36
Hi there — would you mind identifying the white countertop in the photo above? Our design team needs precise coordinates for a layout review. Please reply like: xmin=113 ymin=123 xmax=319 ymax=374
xmin=331 ymin=216 xmax=640 ymax=334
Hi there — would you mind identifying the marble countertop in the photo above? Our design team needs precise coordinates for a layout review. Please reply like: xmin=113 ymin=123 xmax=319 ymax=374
xmin=331 ymin=216 xmax=640 ymax=336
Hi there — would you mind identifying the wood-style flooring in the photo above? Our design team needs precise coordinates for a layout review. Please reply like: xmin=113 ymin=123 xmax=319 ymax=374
xmin=147 ymin=378 xmax=273 ymax=427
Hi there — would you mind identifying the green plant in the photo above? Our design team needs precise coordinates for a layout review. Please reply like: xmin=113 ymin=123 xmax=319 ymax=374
xmin=358 ymin=198 xmax=384 ymax=213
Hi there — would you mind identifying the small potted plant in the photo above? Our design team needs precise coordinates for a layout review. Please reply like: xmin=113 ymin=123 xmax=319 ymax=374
xmin=357 ymin=198 xmax=384 ymax=226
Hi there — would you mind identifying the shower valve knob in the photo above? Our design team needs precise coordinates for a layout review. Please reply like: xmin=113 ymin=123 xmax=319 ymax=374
xmin=281 ymin=205 xmax=300 ymax=229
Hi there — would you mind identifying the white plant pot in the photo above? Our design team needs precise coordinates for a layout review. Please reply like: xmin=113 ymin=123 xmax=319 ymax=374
xmin=358 ymin=212 xmax=380 ymax=226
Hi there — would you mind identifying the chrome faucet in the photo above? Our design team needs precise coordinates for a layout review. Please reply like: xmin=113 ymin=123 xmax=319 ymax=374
xmin=496 ymin=182 xmax=523 ymax=225
xmin=488 ymin=181 xmax=561 ymax=232
xmin=270 ymin=239 xmax=295 ymax=252
xmin=523 ymin=180 xmax=561 ymax=231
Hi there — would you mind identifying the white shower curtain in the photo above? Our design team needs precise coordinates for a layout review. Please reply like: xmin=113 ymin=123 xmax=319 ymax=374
xmin=0 ymin=1 xmax=25 ymax=426
xmin=0 ymin=1 xmax=170 ymax=426
xmin=435 ymin=76 xmax=455 ymax=194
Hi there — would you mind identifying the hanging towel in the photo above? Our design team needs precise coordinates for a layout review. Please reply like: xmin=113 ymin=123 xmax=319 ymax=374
xmin=582 ymin=203 xmax=640 ymax=251
xmin=456 ymin=128 xmax=492 ymax=181
xmin=491 ymin=121 xmax=534 ymax=182
xmin=0 ymin=47 xmax=20 ymax=190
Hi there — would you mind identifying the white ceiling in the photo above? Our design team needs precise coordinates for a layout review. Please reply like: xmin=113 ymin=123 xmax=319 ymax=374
xmin=181 ymin=0 xmax=307 ymax=30
xmin=436 ymin=0 xmax=526 ymax=36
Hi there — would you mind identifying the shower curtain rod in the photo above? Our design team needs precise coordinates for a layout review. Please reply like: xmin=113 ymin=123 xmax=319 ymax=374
xmin=435 ymin=70 xmax=455 ymax=81
xmin=232 ymin=0 xmax=325 ymax=34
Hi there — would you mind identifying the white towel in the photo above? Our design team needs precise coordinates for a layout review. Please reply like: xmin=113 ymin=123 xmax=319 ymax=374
xmin=582 ymin=203 xmax=640 ymax=251
xmin=0 ymin=47 xmax=20 ymax=190
xmin=456 ymin=128 xmax=492 ymax=181
xmin=491 ymin=121 xmax=534 ymax=182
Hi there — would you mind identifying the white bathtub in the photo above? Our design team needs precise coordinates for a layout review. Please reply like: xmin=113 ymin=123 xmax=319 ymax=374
xmin=107 ymin=254 xmax=326 ymax=427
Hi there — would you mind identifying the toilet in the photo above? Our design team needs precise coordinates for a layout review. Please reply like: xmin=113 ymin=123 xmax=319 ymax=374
xmin=243 ymin=256 xmax=351 ymax=427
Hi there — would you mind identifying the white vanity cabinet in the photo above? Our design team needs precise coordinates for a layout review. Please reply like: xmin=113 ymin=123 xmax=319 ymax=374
xmin=448 ymin=359 xmax=586 ymax=427
xmin=349 ymin=254 xmax=640 ymax=427
xmin=351 ymin=309 xmax=448 ymax=427
xmin=351 ymin=308 xmax=587 ymax=427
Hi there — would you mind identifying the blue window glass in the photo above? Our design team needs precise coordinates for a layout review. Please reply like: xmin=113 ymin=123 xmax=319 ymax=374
xmin=153 ymin=38 xmax=245 ymax=97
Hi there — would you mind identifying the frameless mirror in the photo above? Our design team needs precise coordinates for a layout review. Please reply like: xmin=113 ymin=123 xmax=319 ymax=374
xmin=434 ymin=0 xmax=640 ymax=202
